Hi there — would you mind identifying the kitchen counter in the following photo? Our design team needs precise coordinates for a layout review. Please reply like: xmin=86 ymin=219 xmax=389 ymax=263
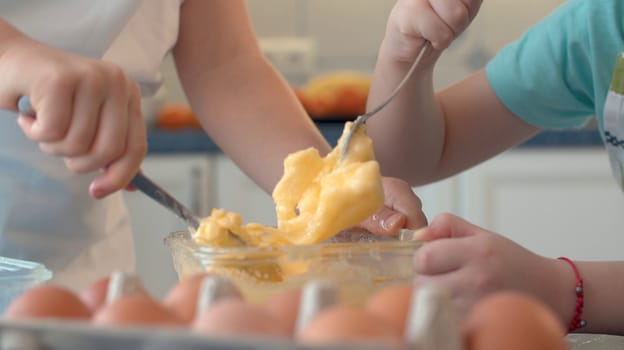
xmin=146 ymin=121 xmax=604 ymax=154
xmin=569 ymin=334 xmax=624 ymax=349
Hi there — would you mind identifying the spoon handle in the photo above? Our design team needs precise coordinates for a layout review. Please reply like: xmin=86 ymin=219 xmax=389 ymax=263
xmin=18 ymin=95 xmax=34 ymax=115
xmin=130 ymin=173 xmax=201 ymax=230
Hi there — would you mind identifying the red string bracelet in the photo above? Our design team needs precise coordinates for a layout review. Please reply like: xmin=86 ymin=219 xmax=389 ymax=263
xmin=557 ymin=256 xmax=586 ymax=332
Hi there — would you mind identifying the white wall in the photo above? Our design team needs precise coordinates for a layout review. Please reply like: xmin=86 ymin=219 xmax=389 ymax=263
xmin=159 ymin=0 xmax=565 ymax=104
xmin=246 ymin=0 xmax=565 ymax=86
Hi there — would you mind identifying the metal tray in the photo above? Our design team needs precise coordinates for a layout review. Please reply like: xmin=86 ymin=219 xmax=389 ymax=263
xmin=0 ymin=319 xmax=394 ymax=350
xmin=3 ymin=318 xmax=620 ymax=349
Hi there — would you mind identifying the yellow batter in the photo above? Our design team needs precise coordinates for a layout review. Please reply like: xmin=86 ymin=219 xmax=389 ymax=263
xmin=192 ymin=122 xmax=384 ymax=247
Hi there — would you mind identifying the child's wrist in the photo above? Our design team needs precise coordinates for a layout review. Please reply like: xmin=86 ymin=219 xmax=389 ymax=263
xmin=379 ymin=36 xmax=437 ymax=73
xmin=551 ymin=257 xmax=586 ymax=332
xmin=379 ymin=34 xmax=417 ymax=64
xmin=557 ymin=257 xmax=586 ymax=332
xmin=0 ymin=19 xmax=30 ymax=57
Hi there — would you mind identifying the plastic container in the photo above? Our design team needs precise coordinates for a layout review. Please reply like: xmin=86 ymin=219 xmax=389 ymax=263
xmin=0 ymin=257 xmax=53 ymax=314
xmin=165 ymin=230 xmax=422 ymax=305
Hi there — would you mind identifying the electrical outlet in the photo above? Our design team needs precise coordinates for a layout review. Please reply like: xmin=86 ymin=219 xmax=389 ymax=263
xmin=259 ymin=37 xmax=317 ymax=82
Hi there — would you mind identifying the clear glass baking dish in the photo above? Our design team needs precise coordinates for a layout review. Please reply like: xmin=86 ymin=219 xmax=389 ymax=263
xmin=164 ymin=230 xmax=421 ymax=305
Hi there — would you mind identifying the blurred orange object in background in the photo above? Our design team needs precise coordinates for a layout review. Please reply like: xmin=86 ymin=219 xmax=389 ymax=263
xmin=155 ymin=104 xmax=202 ymax=130
xmin=294 ymin=72 xmax=371 ymax=119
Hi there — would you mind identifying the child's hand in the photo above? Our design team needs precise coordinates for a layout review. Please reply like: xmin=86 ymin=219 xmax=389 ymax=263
xmin=358 ymin=177 xmax=428 ymax=236
xmin=411 ymin=213 xmax=568 ymax=324
xmin=0 ymin=35 xmax=147 ymax=198
xmin=384 ymin=0 xmax=483 ymax=61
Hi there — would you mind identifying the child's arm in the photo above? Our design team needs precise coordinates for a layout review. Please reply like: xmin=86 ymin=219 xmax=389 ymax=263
xmin=367 ymin=0 xmax=538 ymax=185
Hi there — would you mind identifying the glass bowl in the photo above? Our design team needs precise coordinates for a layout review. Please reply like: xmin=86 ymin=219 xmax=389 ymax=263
xmin=164 ymin=230 xmax=422 ymax=305
xmin=0 ymin=256 xmax=53 ymax=314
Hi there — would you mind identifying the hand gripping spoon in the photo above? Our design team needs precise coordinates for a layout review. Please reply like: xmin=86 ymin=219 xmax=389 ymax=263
xmin=340 ymin=41 xmax=432 ymax=160
xmin=17 ymin=96 xmax=203 ymax=231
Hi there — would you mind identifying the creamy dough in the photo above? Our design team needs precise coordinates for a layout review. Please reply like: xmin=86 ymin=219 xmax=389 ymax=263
xmin=192 ymin=122 xmax=384 ymax=247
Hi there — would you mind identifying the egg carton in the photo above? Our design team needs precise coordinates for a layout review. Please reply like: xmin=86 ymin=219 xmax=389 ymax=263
xmin=0 ymin=319 xmax=392 ymax=350
xmin=0 ymin=307 xmax=614 ymax=349
xmin=0 ymin=274 xmax=463 ymax=350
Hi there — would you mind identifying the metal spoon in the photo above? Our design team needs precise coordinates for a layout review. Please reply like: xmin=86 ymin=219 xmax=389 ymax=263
xmin=129 ymin=172 xmax=201 ymax=230
xmin=340 ymin=41 xmax=432 ymax=160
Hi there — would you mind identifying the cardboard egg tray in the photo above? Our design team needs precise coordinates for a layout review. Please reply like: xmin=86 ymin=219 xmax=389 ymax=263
xmin=2 ymin=318 xmax=620 ymax=350
xmin=5 ymin=259 xmax=619 ymax=349
xmin=0 ymin=319 xmax=393 ymax=350
xmin=0 ymin=278 xmax=460 ymax=350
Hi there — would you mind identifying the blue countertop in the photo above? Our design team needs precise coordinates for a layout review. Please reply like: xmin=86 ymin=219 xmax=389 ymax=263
xmin=147 ymin=121 xmax=604 ymax=154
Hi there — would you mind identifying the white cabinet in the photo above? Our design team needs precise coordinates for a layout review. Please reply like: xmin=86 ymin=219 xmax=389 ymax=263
xmin=212 ymin=155 xmax=277 ymax=227
xmin=413 ymin=177 xmax=462 ymax=223
xmin=457 ymin=149 xmax=624 ymax=260
xmin=123 ymin=155 xmax=214 ymax=297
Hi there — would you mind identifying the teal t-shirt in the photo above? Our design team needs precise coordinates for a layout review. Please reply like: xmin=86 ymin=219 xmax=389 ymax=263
xmin=485 ymin=0 xmax=624 ymax=133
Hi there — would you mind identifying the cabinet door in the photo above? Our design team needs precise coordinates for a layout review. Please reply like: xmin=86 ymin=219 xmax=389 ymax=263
xmin=123 ymin=155 xmax=214 ymax=297
xmin=458 ymin=149 xmax=624 ymax=260
xmin=413 ymin=177 xmax=462 ymax=222
xmin=213 ymin=155 xmax=276 ymax=226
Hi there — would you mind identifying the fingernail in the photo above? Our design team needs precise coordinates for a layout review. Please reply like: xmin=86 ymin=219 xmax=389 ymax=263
xmin=410 ymin=228 xmax=429 ymax=241
xmin=381 ymin=213 xmax=403 ymax=231
xmin=89 ymin=182 xmax=106 ymax=198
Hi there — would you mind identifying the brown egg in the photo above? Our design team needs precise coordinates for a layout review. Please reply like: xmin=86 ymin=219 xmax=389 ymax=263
xmin=192 ymin=298 xmax=288 ymax=338
xmin=364 ymin=284 xmax=413 ymax=336
xmin=3 ymin=284 xmax=91 ymax=320
xmin=92 ymin=294 xmax=183 ymax=327
xmin=79 ymin=276 xmax=110 ymax=312
xmin=263 ymin=288 xmax=302 ymax=336
xmin=463 ymin=291 xmax=568 ymax=350
xmin=297 ymin=305 xmax=401 ymax=347
xmin=163 ymin=272 xmax=217 ymax=323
